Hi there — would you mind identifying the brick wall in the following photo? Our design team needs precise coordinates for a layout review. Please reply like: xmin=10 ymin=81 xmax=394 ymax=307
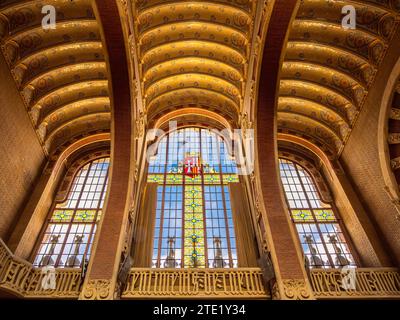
xmin=340 ymin=29 xmax=400 ymax=266
xmin=0 ymin=53 xmax=45 ymax=240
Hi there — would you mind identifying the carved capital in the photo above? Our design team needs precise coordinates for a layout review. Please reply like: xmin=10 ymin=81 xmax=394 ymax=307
xmin=280 ymin=279 xmax=313 ymax=300
xmin=388 ymin=133 xmax=400 ymax=144
xmin=80 ymin=279 xmax=113 ymax=300
xmin=135 ymin=111 xmax=147 ymax=139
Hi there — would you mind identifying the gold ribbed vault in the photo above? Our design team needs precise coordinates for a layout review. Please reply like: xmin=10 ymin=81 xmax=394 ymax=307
xmin=278 ymin=0 xmax=400 ymax=158
xmin=0 ymin=0 xmax=110 ymax=155
xmin=133 ymin=0 xmax=256 ymax=125
xmin=0 ymin=0 xmax=400 ymax=160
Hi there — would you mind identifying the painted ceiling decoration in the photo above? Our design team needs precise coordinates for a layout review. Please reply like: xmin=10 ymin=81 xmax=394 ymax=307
xmin=278 ymin=0 xmax=400 ymax=158
xmin=132 ymin=0 xmax=256 ymax=125
xmin=0 ymin=0 xmax=110 ymax=155
xmin=0 ymin=0 xmax=399 ymax=162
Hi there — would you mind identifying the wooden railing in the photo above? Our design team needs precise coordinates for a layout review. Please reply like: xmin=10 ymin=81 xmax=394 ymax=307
xmin=0 ymin=239 xmax=83 ymax=298
xmin=121 ymin=268 xmax=269 ymax=299
xmin=310 ymin=268 xmax=400 ymax=299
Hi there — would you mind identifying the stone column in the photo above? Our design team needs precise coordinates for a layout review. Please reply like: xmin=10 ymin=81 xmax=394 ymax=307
xmin=80 ymin=0 xmax=134 ymax=300
xmin=256 ymin=0 xmax=314 ymax=300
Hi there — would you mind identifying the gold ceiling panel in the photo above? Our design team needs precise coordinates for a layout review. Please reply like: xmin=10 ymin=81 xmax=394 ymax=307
xmin=43 ymin=97 xmax=110 ymax=137
xmin=133 ymin=0 xmax=255 ymax=123
xmin=0 ymin=0 xmax=95 ymax=36
xmin=278 ymin=112 xmax=342 ymax=154
xmin=141 ymin=40 xmax=245 ymax=74
xmin=289 ymin=20 xmax=385 ymax=64
xmin=278 ymin=96 xmax=349 ymax=140
xmin=143 ymin=57 xmax=242 ymax=89
xmin=45 ymin=113 xmax=110 ymax=154
xmin=14 ymin=42 xmax=104 ymax=87
xmin=278 ymin=0 xmax=400 ymax=157
xmin=136 ymin=0 xmax=254 ymax=14
xmin=0 ymin=0 xmax=110 ymax=154
xmin=139 ymin=21 xmax=248 ymax=55
xmin=281 ymin=62 xmax=366 ymax=107
xmin=2 ymin=21 xmax=100 ymax=64
xmin=279 ymin=80 xmax=354 ymax=123
xmin=136 ymin=1 xmax=252 ymax=34
xmin=22 ymin=62 xmax=107 ymax=105
xmin=34 ymin=80 xmax=109 ymax=124
xmin=145 ymin=73 xmax=241 ymax=106
xmin=285 ymin=42 xmax=375 ymax=86
xmin=297 ymin=0 xmax=398 ymax=39
xmin=147 ymin=88 xmax=238 ymax=121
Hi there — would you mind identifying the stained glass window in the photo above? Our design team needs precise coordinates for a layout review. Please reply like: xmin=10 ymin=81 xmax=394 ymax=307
xmin=279 ymin=158 xmax=356 ymax=269
xmin=149 ymin=127 xmax=238 ymax=268
xmin=33 ymin=158 xmax=110 ymax=268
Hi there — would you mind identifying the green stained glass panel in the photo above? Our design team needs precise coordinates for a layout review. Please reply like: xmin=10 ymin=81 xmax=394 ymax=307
xmin=291 ymin=209 xmax=313 ymax=222
xmin=51 ymin=210 xmax=73 ymax=222
xmin=147 ymin=174 xmax=164 ymax=184
xmin=185 ymin=185 xmax=202 ymax=198
xmin=184 ymin=175 xmax=202 ymax=184
xmin=74 ymin=210 xmax=97 ymax=222
xmin=314 ymin=209 xmax=336 ymax=222
xmin=222 ymin=175 xmax=239 ymax=184
xmin=166 ymin=174 xmax=183 ymax=184
xmin=204 ymin=174 xmax=221 ymax=184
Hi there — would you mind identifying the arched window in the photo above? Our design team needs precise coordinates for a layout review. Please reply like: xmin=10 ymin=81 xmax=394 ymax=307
xmin=33 ymin=157 xmax=110 ymax=268
xmin=279 ymin=158 xmax=356 ymax=268
xmin=147 ymin=127 xmax=239 ymax=268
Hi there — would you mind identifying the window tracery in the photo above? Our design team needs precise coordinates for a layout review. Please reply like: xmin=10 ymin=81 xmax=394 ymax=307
xmin=33 ymin=157 xmax=110 ymax=268
xmin=279 ymin=158 xmax=356 ymax=268
xmin=148 ymin=127 xmax=239 ymax=268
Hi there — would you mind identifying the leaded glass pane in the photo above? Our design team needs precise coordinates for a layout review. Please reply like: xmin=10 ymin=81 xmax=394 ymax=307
xmin=279 ymin=158 xmax=356 ymax=269
xmin=33 ymin=158 xmax=110 ymax=268
xmin=148 ymin=128 xmax=239 ymax=268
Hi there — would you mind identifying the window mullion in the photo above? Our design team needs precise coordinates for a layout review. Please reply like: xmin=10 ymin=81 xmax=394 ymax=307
xmin=55 ymin=161 xmax=92 ymax=268
xmin=83 ymin=163 xmax=110 ymax=266
xmin=157 ymin=134 xmax=169 ymax=268
xmin=295 ymin=164 xmax=335 ymax=268
xmin=217 ymin=135 xmax=233 ymax=268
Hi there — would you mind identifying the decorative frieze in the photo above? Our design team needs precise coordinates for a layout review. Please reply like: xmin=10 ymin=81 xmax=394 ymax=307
xmin=122 ymin=268 xmax=268 ymax=299
xmin=388 ymin=133 xmax=400 ymax=144
xmin=281 ymin=279 xmax=313 ymax=300
xmin=80 ymin=279 xmax=113 ymax=300
xmin=310 ymin=268 xmax=400 ymax=298
xmin=0 ymin=239 xmax=83 ymax=298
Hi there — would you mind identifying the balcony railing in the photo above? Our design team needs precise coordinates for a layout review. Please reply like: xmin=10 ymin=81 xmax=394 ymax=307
xmin=3 ymin=237 xmax=400 ymax=299
xmin=0 ymin=239 xmax=83 ymax=298
xmin=310 ymin=268 xmax=400 ymax=299
xmin=121 ymin=268 xmax=269 ymax=299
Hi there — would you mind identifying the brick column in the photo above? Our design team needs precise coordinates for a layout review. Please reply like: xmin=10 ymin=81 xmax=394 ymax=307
xmin=256 ymin=0 xmax=314 ymax=299
xmin=80 ymin=0 xmax=133 ymax=300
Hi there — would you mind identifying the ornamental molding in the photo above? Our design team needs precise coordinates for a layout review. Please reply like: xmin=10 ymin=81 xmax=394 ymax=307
xmin=281 ymin=279 xmax=313 ymax=300
xmin=135 ymin=111 xmax=147 ymax=139
xmin=80 ymin=279 xmax=113 ymax=300
xmin=388 ymin=133 xmax=400 ymax=144
xmin=390 ymin=107 xmax=400 ymax=120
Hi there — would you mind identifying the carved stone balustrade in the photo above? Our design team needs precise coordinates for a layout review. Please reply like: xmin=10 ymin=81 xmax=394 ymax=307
xmin=0 ymin=239 xmax=83 ymax=298
xmin=310 ymin=268 xmax=400 ymax=299
xmin=121 ymin=268 xmax=269 ymax=299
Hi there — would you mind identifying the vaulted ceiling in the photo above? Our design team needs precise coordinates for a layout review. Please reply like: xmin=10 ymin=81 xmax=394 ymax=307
xmin=0 ymin=0 xmax=400 ymax=161
xmin=278 ymin=0 xmax=400 ymax=158
xmin=0 ymin=0 xmax=110 ymax=155
xmin=133 ymin=0 xmax=256 ymax=125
